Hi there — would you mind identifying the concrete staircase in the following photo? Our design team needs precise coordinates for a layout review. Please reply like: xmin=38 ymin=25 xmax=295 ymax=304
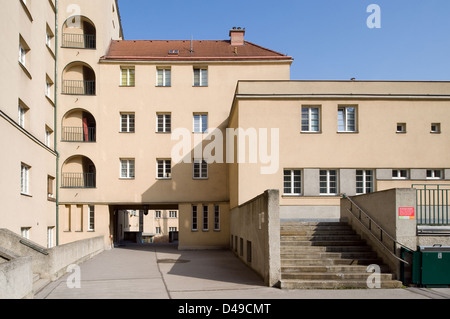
xmin=33 ymin=273 xmax=50 ymax=296
xmin=279 ymin=221 xmax=403 ymax=289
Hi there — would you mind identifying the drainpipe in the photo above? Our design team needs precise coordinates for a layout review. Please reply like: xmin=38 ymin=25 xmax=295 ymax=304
xmin=54 ymin=0 xmax=60 ymax=246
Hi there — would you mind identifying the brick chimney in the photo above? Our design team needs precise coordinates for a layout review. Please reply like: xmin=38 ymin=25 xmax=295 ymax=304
xmin=229 ymin=27 xmax=245 ymax=46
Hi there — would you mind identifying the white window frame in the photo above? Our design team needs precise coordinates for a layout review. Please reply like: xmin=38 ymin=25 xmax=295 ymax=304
xmin=19 ymin=43 xmax=27 ymax=65
xmin=47 ymin=227 xmax=54 ymax=248
xmin=157 ymin=68 xmax=171 ymax=87
xmin=120 ymin=113 xmax=135 ymax=133
xmin=192 ymin=206 xmax=198 ymax=231
xmin=120 ymin=159 xmax=135 ymax=179
xmin=88 ymin=206 xmax=95 ymax=231
xmin=193 ymin=113 xmax=208 ymax=133
xmin=169 ymin=227 xmax=177 ymax=232
xmin=21 ymin=163 xmax=30 ymax=195
xmin=356 ymin=170 xmax=374 ymax=195
xmin=169 ymin=211 xmax=177 ymax=218
xmin=193 ymin=159 xmax=208 ymax=179
xmin=193 ymin=68 xmax=208 ymax=87
xmin=203 ymin=205 xmax=209 ymax=231
xmin=18 ymin=104 xmax=26 ymax=128
xmin=157 ymin=159 xmax=172 ymax=179
xmin=392 ymin=169 xmax=409 ymax=179
xmin=156 ymin=113 xmax=171 ymax=133
xmin=121 ymin=67 xmax=135 ymax=87
xmin=320 ymin=169 xmax=339 ymax=195
xmin=426 ymin=169 xmax=443 ymax=180
xmin=21 ymin=227 xmax=30 ymax=240
xmin=155 ymin=210 xmax=161 ymax=219
xmin=338 ymin=106 xmax=357 ymax=132
xmin=45 ymin=126 xmax=52 ymax=147
xmin=301 ymin=106 xmax=320 ymax=132
xmin=156 ymin=227 xmax=161 ymax=234
xmin=283 ymin=169 xmax=302 ymax=196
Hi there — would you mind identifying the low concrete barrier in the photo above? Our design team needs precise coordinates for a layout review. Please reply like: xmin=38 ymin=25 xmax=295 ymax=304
xmin=230 ymin=190 xmax=280 ymax=287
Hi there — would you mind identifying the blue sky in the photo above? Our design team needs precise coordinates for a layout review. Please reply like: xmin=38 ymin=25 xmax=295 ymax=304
xmin=117 ymin=0 xmax=450 ymax=81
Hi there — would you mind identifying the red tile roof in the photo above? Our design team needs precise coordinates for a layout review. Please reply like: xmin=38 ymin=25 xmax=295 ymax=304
xmin=101 ymin=40 xmax=293 ymax=62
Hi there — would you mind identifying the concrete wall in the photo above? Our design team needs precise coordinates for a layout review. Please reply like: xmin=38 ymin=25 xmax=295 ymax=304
xmin=340 ymin=188 xmax=417 ymax=281
xmin=0 ymin=249 xmax=33 ymax=299
xmin=230 ymin=190 xmax=280 ymax=287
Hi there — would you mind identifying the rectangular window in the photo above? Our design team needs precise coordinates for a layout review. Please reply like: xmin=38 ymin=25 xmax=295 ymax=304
xmin=120 ymin=159 xmax=135 ymax=179
xmin=214 ymin=205 xmax=220 ymax=231
xmin=88 ymin=206 xmax=95 ymax=231
xmin=396 ymin=123 xmax=407 ymax=133
xmin=320 ymin=170 xmax=338 ymax=195
xmin=193 ymin=159 xmax=208 ymax=179
xmin=156 ymin=113 xmax=171 ymax=133
xmin=47 ymin=175 xmax=55 ymax=200
xmin=169 ymin=227 xmax=177 ymax=232
xmin=21 ymin=163 xmax=30 ymax=195
xmin=156 ymin=227 xmax=161 ymax=234
xmin=155 ymin=210 xmax=161 ymax=219
xmin=47 ymin=227 xmax=54 ymax=248
xmin=192 ymin=206 xmax=198 ymax=231
xmin=426 ymin=169 xmax=443 ymax=179
xmin=157 ymin=159 xmax=171 ymax=179
xmin=193 ymin=113 xmax=208 ymax=133
xmin=356 ymin=170 xmax=374 ymax=194
xmin=45 ymin=77 xmax=53 ymax=98
xmin=283 ymin=169 xmax=302 ymax=196
xmin=338 ymin=106 xmax=357 ymax=132
xmin=18 ymin=104 xmax=27 ymax=128
xmin=120 ymin=113 xmax=135 ymax=133
xmin=203 ymin=205 xmax=209 ymax=231
xmin=431 ymin=123 xmax=441 ymax=133
xmin=21 ymin=227 xmax=30 ymax=240
xmin=157 ymin=68 xmax=171 ymax=87
xmin=19 ymin=43 xmax=27 ymax=65
xmin=121 ymin=67 xmax=135 ymax=86
xmin=193 ymin=68 xmax=208 ymax=87
xmin=392 ymin=169 xmax=408 ymax=179
xmin=169 ymin=211 xmax=177 ymax=218
xmin=301 ymin=107 xmax=320 ymax=132
xmin=45 ymin=126 xmax=53 ymax=148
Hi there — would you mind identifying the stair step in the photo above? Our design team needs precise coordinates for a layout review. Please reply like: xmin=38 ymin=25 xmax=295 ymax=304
xmin=281 ymin=240 xmax=366 ymax=246
xmin=281 ymin=264 xmax=390 ymax=273
xmin=281 ymin=235 xmax=361 ymax=241
xmin=281 ymin=251 xmax=378 ymax=259
xmin=281 ymin=258 xmax=383 ymax=266
xmin=281 ymin=272 xmax=394 ymax=281
xmin=281 ymin=230 xmax=356 ymax=236
xmin=280 ymin=279 xmax=403 ymax=289
xmin=281 ymin=245 xmax=372 ymax=252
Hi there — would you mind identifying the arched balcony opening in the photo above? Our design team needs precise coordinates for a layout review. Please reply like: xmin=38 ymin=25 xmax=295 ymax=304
xmin=62 ymin=16 xmax=96 ymax=49
xmin=62 ymin=62 xmax=96 ymax=95
xmin=62 ymin=109 xmax=96 ymax=142
xmin=61 ymin=156 xmax=96 ymax=189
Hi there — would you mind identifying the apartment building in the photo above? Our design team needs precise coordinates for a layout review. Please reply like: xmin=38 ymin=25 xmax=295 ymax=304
xmin=230 ymin=80 xmax=450 ymax=219
xmin=0 ymin=0 xmax=58 ymax=247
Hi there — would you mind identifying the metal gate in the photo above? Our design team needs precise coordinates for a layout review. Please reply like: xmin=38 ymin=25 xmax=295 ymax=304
xmin=413 ymin=185 xmax=450 ymax=226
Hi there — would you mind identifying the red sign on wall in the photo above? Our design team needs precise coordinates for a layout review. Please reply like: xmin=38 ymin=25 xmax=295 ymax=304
xmin=399 ymin=207 xmax=415 ymax=220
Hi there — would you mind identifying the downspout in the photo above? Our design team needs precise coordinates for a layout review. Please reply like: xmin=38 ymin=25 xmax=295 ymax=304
xmin=54 ymin=0 xmax=60 ymax=246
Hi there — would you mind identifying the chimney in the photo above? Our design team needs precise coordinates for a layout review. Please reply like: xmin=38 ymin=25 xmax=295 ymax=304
xmin=229 ymin=27 xmax=245 ymax=46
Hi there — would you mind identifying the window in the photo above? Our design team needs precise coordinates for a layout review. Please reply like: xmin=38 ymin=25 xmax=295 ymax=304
xmin=157 ymin=68 xmax=171 ymax=87
xmin=426 ymin=169 xmax=443 ymax=180
xmin=193 ymin=159 xmax=208 ymax=179
xmin=21 ymin=227 xmax=30 ymax=240
xmin=169 ymin=211 xmax=177 ymax=218
xmin=120 ymin=113 xmax=135 ymax=133
xmin=169 ymin=227 xmax=177 ymax=232
xmin=21 ymin=163 xmax=30 ymax=195
xmin=396 ymin=123 xmax=407 ymax=133
xmin=431 ymin=123 xmax=441 ymax=133
xmin=338 ymin=106 xmax=357 ymax=132
xmin=47 ymin=227 xmax=54 ymax=248
xmin=157 ymin=113 xmax=171 ymax=133
xmin=356 ymin=170 xmax=374 ymax=194
xmin=192 ymin=206 xmax=198 ymax=231
xmin=193 ymin=68 xmax=208 ymax=87
xmin=45 ymin=76 xmax=53 ymax=98
xmin=45 ymin=126 xmax=53 ymax=147
xmin=120 ymin=159 xmax=135 ymax=179
xmin=214 ymin=205 xmax=220 ymax=231
xmin=157 ymin=159 xmax=171 ymax=179
xmin=88 ymin=206 xmax=95 ymax=231
xmin=392 ymin=169 xmax=408 ymax=179
xmin=193 ymin=113 xmax=208 ymax=133
xmin=18 ymin=104 xmax=27 ymax=128
xmin=203 ymin=205 xmax=209 ymax=231
xmin=19 ymin=42 xmax=27 ymax=65
xmin=121 ymin=67 xmax=135 ymax=86
xmin=155 ymin=211 xmax=161 ymax=219
xmin=46 ymin=24 xmax=54 ymax=49
xmin=320 ymin=170 xmax=338 ymax=195
xmin=47 ymin=175 xmax=55 ymax=200
xmin=301 ymin=106 xmax=320 ymax=132
xmin=283 ymin=169 xmax=302 ymax=196
xmin=156 ymin=227 xmax=161 ymax=234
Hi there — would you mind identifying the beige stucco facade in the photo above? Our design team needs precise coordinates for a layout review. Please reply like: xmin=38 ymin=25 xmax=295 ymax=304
xmin=0 ymin=0 xmax=57 ymax=248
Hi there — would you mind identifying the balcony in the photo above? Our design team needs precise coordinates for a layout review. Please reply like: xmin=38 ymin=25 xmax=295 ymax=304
xmin=62 ymin=80 xmax=96 ymax=95
xmin=61 ymin=155 xmax=96 ymax=189
xmin=62 ymin=126 xmax=96 ymax=142
xmin=62 ymin=62 xmax=96 ymax=96
xmin=62 ymin=33 xmax=96 ymax=49
xmin=62 ymin=109 xmax=96 ymax=142
xmin=61 ymin=172 xmax=96 ymax=189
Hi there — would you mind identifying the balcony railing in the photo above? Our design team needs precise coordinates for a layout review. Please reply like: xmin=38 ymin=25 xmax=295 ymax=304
xmin=62 ymin=126 xmax=96 ymax=142
xmin=62 ymin=80 xmax=96 ymax=95
xmin=61 ymin=173 xmax=96 ymax=188
xmin=62 ymin=33 xmax=96 ymax=49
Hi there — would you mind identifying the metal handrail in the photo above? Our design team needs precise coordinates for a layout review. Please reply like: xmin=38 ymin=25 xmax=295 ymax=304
xmin=343 ymin=195 xmax=413 ymax=264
